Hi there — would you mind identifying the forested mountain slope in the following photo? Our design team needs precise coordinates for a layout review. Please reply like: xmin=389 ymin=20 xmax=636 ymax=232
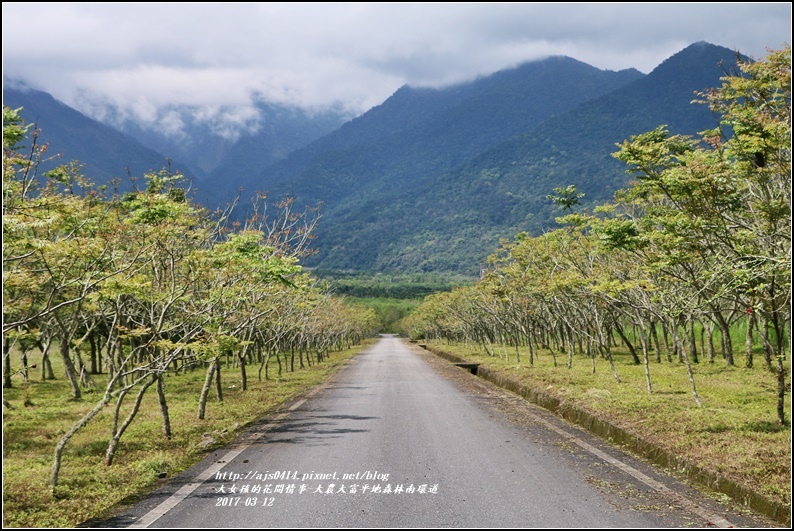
xmin=223 ymin=56 xmax=643 ymax=208
xmin=3 ymin=84 xmax=194 ymax=189
xmin=294 ymin=42 xmax=747 ymax=274
xmin=116 ymin=99 xmax=348 ymax=200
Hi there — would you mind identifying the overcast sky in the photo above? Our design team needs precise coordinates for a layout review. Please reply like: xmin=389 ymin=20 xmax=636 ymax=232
xmin=3 ymin=2 xmax=791 ymax=136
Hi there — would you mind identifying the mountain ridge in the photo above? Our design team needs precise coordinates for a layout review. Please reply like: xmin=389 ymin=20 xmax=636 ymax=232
xmin=2 ymin=42 xmax=751 ymax=275
xmin=3 ymin=84 xmax=196 ymax=189
xmin=223 ymin=54 xmax=646 ymax=210
xmin=293 ymin=42 xmax=747 ymax=273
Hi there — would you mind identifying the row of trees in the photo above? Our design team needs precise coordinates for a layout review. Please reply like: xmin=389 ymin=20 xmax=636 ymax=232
xmin=403 ymin=47 xmax=790 ymax=424
xmin=3 ymin=106 xmax=379 ymax=493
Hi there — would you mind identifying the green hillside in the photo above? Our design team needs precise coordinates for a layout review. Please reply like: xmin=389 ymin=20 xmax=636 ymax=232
xmin=303 ymin=43 xmax=745 ymax=274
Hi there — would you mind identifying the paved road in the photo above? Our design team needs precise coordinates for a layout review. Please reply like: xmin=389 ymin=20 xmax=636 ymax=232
xmin=102 ymin=336 xmax=776 ymax=528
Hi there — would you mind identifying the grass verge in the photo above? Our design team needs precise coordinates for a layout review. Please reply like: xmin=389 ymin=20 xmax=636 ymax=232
xmin=420 ymin=340 xmax=791 ymax=517
xmin=2 ymin=341 xmax=373 ymax=528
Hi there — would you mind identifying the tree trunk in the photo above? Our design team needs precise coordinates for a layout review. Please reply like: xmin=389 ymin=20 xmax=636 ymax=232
xmin=674 ymin=328 xmax=702 ymax=407
xmin=156 ymin=374 xmax=171 ymax=439
xmin=615 ymin=324 xmax=640 ymax=365
xmin=705 ymin=320 xmax=716 ymax=363
xmin=74 ymin=346 xmax=94 ymax=389
xmin=42 ymin=347 xmax=55 ymax=380
xmin=661 ymin=322 xmax=672 ymax=363
xmin=89 ymin=332 xmax=98 ymax=374
xmin=688 ymin=318 xmax=699 ymax=364
xmin=759 ymin=316 xmax=773 ymax=371
xmin=715 ymin=313 xmax=734 ymax=366
xmin=239 ymin=350 xmax=248 ymax=391
xmin=638 ymin=323 xmax=652 ymax=394
xmin=117 ymin=339 xmax=127 ymax=388
xmin=197 ymin=361 xmax=216 ymax=420
xmin=52 ymin=395 xmax=111 ymax=493
xmin=105 ymin=376 xmax=155 ymax=466
xmin=110 ymin=387 xmax=132 ymax=439
xmin=21 ymin=349 xmax=29 ymax=383
xmin=3 ymin=336 xmax=12 ymax=389
xmin=59 ymin=338 xmax=81 ymax=400
xmin=601 ymin=345 xmax=621 ymax=383
xmin=214 ymin=357 xmax=223 ymax=403
xmin=745 ymin=311 xmax=754 ymax=368
xmin=527 ymin=332 xmax=534 ymax=366
xmin=51 ymin=376 xmax=122 ymax=494
xmin=36 ymin=338 xmax=55 ymax=381
xmin=650 ymin=321 xmax=662 ymax=364
xmin=770 ymin=304 xmax=788 ymax=426
xmin=776 ymin=354 xmax=787 ymax=425
xmin=97 ymin=335 xmax=103 ymax=374
xmin=258 ymin=350 xmax=271 ymax=382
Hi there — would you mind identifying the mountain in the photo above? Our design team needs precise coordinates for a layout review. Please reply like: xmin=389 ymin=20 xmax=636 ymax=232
xmin=226 ymin=43 xmax=742 ymax=274
xmin=3 ymin=82 xmax=348 ymax=203
xmin=325 ymin=42 xmax=744 ymax=273
xmin=207 ymin=104 xmax=349 ymax=191
xmin=3 ymin=84 xmax=194 ymax=190
xmin=222 ymin=56 xmax=643 ymax=208
xmin=204 ymin=80 xmax=487 ymax=204
xmin=3 ymin=42 xmax=749 ymax=276
xmin=111 ymin=99 xmax=349 ymax=205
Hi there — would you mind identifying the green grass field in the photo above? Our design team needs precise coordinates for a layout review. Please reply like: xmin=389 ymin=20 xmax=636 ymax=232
xmin=344 ymin=297 xmax=422 ymax=333
xmin=2 ymin=341 xmax=372 ymax=527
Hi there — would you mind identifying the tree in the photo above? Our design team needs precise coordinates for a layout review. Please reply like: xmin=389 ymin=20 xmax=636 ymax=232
xmin=611 ymin=46 xmax=791 ymax=424
xmin=547 ymin=184 xmax=585 ymax=214
xmin=4 ymin=105 xmax=380 ymax=498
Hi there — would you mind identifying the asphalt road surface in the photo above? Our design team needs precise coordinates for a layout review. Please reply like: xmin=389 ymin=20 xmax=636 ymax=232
xmin=99 ymin=336 xmax=779 ymax=528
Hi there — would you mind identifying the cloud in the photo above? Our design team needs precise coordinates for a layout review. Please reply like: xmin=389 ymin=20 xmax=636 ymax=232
xmin=3 ymin=2 xmax=790 ymax=137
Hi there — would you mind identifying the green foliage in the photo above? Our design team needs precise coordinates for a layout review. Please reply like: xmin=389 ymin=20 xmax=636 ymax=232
xmin=3 ymin=106 xmax=381 ymax=498
xmin=345 ymin=297 xmax=421 ymax=334
xmin=547 ymin=184 xmax=586 ymax=213
xmin=315 ymin=270 xmax=470 ymax=299
xmin=3 ymin=106 xmax=32 ymax=151
xmin=405 ymin=46 xmax=791 ymax=426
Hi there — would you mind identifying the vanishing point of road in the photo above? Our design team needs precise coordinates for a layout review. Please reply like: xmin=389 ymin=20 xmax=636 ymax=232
xmin=99 ymin=336 xmax=778 ymax=528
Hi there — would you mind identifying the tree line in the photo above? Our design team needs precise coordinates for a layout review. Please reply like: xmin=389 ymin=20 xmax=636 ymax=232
xmin=402 ymin=46 xmax=791 ymax=425
xmin=2 ymin=107 xmax=379 ymax=493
